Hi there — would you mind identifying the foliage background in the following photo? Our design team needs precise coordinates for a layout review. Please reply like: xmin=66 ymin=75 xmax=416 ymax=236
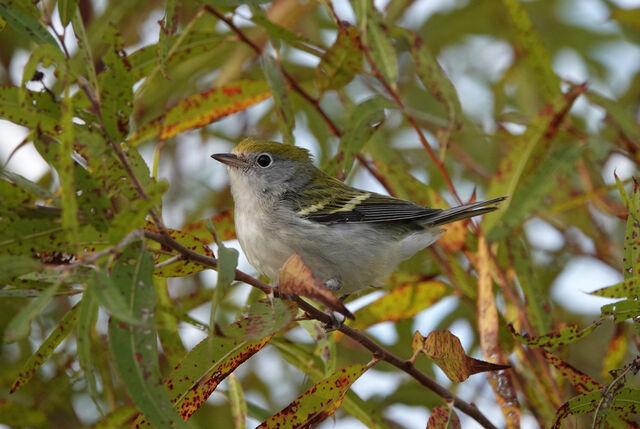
xmin=0 ymin=0 xmax=640 ymax=428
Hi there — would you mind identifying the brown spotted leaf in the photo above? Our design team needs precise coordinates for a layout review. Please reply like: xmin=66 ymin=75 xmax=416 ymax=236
xmin=508 ymin=320 xmax=603 ymax=349
xmin=541 ymin=350 xmax=601 ymax=393
xmin=146 ymin=223 xmax=214 ymax=278
xmin=181 ymin=210 xmax=236 ymax=242
xmin=278 ymin=253 xmax=354 ymax=319
xmin=128 ymin=81 xmax=271 ymax=145
xmin=10 ymin=304 xmax=80 ymax=393
xmin=348 ymin=274 xmax=448 ymax=330
xmin=133 ymin=315 xmax=278 ymax=425
xmin=427 ymin=404 xmax=461 ymax=429
xmin=257 ymin=364 xmax=369 ymax=428
xmin=412 ymin=330 xmax=509 ymax=383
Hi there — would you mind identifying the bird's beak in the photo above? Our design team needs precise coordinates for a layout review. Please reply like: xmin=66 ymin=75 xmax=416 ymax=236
xmin=211 ymin=153 xmax=249 ymax=168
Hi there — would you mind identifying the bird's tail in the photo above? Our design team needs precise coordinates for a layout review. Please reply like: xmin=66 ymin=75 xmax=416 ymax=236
xmin=426 ymin=196 xmax=508 ymax=226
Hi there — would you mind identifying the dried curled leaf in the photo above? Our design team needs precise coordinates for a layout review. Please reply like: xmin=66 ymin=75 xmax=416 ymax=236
xmin=278 ymin=253 xmax=354 ymax=319
xmin=412 ymin=330 xmax=510 ymax=383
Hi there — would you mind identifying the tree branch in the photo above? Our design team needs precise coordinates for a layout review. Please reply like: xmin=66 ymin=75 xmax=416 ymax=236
xmin=142 ymin=228 xmax=498 ymax=429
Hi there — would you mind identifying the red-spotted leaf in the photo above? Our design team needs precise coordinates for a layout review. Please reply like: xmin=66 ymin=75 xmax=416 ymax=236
xmin=541 ymin=350 xmax=601 ymax=393
xmin=257 ymin=364 xmax=369 ymax=428
xmin=10 ymin=304 xmax=79 ymax=393
xmin=348 ymin=275 xmax=448 ymax=330
xmin=427 ymin=404 xmax=461 ymax=429
xmin=412 ymin=330 xmax=509 ymax=383
xmin=278 ymin=253 xmax=354 ymax=320
xmin=128 ymin=80 xmax=271 ymax=144
xmin=316 ymin=23 xmax=362 ymax=92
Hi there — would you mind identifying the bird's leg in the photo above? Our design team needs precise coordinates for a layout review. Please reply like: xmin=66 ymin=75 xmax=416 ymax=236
xmin=322 ymin=279 xmax=350 ymax=332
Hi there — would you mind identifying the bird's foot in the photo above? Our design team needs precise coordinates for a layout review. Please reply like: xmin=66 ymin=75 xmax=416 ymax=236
xmin=323 ymin=311 xmax=346 ymax=332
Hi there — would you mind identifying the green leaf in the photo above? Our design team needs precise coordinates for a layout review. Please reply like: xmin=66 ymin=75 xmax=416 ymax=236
xmin=622 ymin=179 xmax=640 ymax=282
xmin=0 ymin=255 xmax=41 ymax=284
xmin=100 ymin=25 xmax=133 ymax=142
xmin=587 ymin=91 xmax=640 ymax=144
xmin=488 ymin=142 xmax=584 ymax=240
xmin=0 ymin=1 xmax=59 ymax=47
xmin=0 ymin=399 xmax=47 ymax=427
xmin=157 ymin=0 xmax=178 ymax=79
xmin=348 ymin=276 xmax=449 ymax=330
xmin=210 ymin=224 xmax=239 ymax=328
xmin=59 ymin=85 xmax=80 ymax=252
xmin=57 ymin=0 xmax=78 ymax=27
xmin=316 ymin=23 xmax=362 ymax=92
xmin=355 ymin=2 xmax=398 ymax=84
xmin=128 ymin=32 xmax=225 ymax=81
xmin=107 ymin=241 xmax=187 ymax=429
xmin=601 ymin=299 xmax=640 ymax=322
xmin=3 ymin=281 xmax=60 ymax=343
xmin=507 ymin=238 xmax=551 ymax=335
xmin=251 ymin=13 xmax=322 ymax=56
xmin=10 ymin=304 xmax=79 ymax=393
xmin=331 ymin=96 xmax=395 ymax=177
xmin=483 ymin=84 xmax=585 ymax=231
xmin=76 ymin=289 xmax=102 ymax=412
xmin=90 ymin=405 xmax=138 ymax=429
xmin=128 ymin=80 xmax=271 ymax=145
xmin=0 ymin=85 xmax=61 ymax=135
xmin=257 ymin=364 xmax=369 ymax=428
xmin=90 ymin=269 xmax=142 ymax=326
xmin=401 ymin=28 xmax=462 ymax=130
xmin=71 ymin=8 xmax=98 ymax=99
xmin=501 ymin=0 xmax=561 ymax=102
xmin=228 ymin=373 xmax=247 ymax=429
xmin=263 ymin=53 xmax=295 ymax=145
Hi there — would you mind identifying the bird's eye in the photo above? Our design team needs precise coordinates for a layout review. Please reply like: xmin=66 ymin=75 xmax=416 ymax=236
xmin=256 ymin=153 xmax=273 ymax=168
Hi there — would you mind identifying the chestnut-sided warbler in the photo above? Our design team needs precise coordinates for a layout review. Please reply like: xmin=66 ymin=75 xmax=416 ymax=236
xmin=212 ymin=138 xmax=506 ymax=295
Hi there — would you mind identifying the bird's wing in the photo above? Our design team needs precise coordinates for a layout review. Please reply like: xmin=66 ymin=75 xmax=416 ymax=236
xmin=289 ymin=179 xmax=439 ymax=224
xmin=288 ymin=177 xmax=507 ymax=225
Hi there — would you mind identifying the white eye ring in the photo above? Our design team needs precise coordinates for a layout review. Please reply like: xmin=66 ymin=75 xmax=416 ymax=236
xmin=256 ymin=153 xmax=273 ymax=168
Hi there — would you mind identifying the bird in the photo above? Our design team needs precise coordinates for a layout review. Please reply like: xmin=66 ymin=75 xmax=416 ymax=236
xmin=212 ymin=138 xmax=506 ymax=296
